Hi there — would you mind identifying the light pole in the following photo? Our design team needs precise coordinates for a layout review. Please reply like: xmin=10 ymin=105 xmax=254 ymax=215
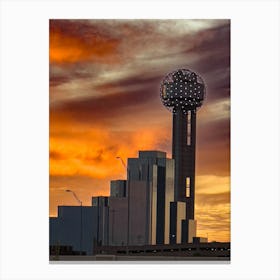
xmin=116 ymin=156 xmax=130 ymax=250
xmin=65 ymin=189 xmax=83 ymax=255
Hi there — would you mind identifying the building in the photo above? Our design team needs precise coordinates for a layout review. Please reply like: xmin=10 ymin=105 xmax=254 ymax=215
xmin=109 ymin=180 xmax=128 ymax=246
xmin=92 ymin=182 xmax=128 ymax=246
xmin=127 ymin=150 xmax=182 ymax=246
xmin=49 ymin=148 xmax=199 ymax=255
xmin=127 ymin=151 xmax=192 ymax=245
xmin=92 ymin=196 xmax=109 ymax=246
xmin=108 ymin=196 xmax=128 ymax=246
xmin=110 ymin=180 xmax=126 ymax=198
xmin=50 ymin=196 xmax=111 ymax=255
xmin=160 ymin=69 xmax=205 ymax=242
xmin=49 ymin=206 xmax=97 ymax=255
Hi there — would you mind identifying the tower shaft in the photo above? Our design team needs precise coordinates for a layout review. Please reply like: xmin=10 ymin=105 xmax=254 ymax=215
xmin=172 ymin=109 xmax=196 ymax=220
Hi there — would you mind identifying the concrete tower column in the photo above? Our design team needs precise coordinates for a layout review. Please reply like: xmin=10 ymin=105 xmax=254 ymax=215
xmin=172 ymin=109 xmax=196 ymax=220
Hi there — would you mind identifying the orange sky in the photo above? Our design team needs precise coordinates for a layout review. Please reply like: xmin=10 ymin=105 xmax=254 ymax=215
xmin=49 ymin=19 xmax=230 ymax=242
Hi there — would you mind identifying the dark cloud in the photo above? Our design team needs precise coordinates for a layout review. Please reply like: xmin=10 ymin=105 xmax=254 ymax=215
xmin=81 ymin=147 xmax=119 ymax=165
xmin=49 ymin=64 xmax=94 ymax=87
xmin=173 ymin=23 xmax=230 ymax=104
xmin=50 ymin=19 xmax=230 ymax=106
xmin=50 ymin=75 xmax=70 ymax=87
xmin=50 ymin=81 xmax=161 ymax=125
xmin=198 ymin=118 xmax=230 ymax=147
xmin=50 ymin=19 xmax=157 ymax=42
xmin=170 ymin=21 xmax=230 ymax=103
xmin=196 ymin=117 xmax=230 ymax=176
xmin=50 ymin=20 xmax=105 ymax=39
xmin=205 ymin=87 xmax=230 ymax=105
xmin=49 ymin=20 xmax=121 ymax=64
xmin=188 ymin=23 xmax=230 ymax=54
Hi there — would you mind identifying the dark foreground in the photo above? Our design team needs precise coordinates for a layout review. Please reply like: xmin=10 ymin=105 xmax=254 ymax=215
xmin=50 ymin=254 xmax=230 ymax=262
xmin=50 ymin=242 xmax=230 ymax=262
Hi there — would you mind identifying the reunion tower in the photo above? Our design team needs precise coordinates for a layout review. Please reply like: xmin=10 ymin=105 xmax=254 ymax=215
xmin=160 ymin=69 xmax=205 ymax=231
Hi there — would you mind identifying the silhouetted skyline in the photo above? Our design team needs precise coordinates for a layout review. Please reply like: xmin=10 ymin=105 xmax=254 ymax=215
xmin=49 ymin=19 xmax=230 ymax=242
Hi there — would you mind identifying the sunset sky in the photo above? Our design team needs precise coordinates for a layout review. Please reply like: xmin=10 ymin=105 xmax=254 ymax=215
xmin=49 ymin=19 xmax=230 ymax=242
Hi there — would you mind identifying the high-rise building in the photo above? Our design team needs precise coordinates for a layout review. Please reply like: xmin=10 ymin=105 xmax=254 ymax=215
xmin=108 ymin=180 xmax=128 ymax=246
xmin=92 ymin=196 xmax=109 ymax=245
xmin=108 ymin=196 xmax=128 ymax=246
xmin=127 ymin=151 xmax=176 ymax=245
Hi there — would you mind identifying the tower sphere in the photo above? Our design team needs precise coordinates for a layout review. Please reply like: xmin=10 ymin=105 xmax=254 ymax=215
xmin=160 ymin=69 xmax=205 ymax=114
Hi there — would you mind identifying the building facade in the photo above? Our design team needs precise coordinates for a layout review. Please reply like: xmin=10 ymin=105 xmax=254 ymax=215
xmin=110 ymin=180 xmax=126 ymax=198
xmin=50 ymin=149 xmax=199 ymax=255
xmin=127 ymin=150 xmax=186 ymax=246
xmin=49 ymin=206 xmax=97 ymax=255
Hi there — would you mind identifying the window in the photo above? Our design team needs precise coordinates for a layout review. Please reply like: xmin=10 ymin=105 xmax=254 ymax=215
xmin=186 ymin=177 xmax=190 ymax=197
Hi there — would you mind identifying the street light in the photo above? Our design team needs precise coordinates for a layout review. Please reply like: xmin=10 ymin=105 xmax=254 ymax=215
xmin=116 ymin=156 xmax=127 ymax=170
xmin=65 ymin=189 xmax=83 ymax=255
